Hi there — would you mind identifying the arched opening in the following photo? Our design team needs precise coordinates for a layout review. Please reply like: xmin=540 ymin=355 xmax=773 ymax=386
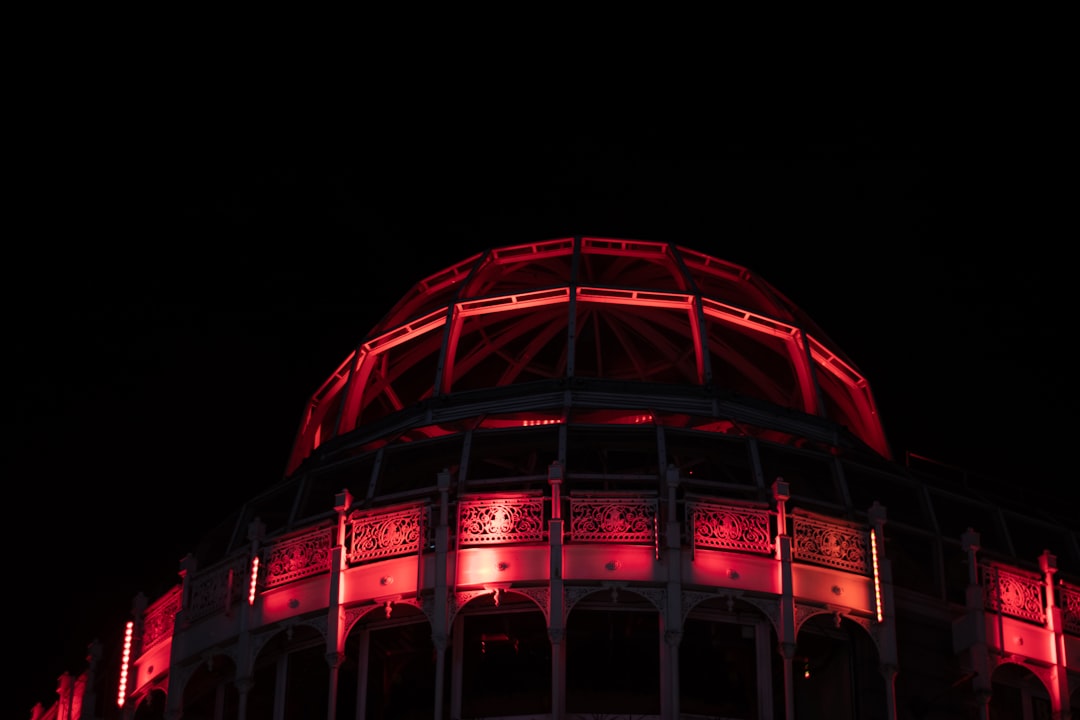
xmin=132 ymin=688 xmax=167 ymax=720
xmin=248 ymin=624 xmax=327 ymax=720
xmin=342 ymin=604 xmax=436 ymax=720
xmin=453 ymin=590 xmax=551 ymax=718
xmin=989 ymin=661 xmax=1052 ymax=720
xmin=565 ymin=588 xmax=660 ymax=715
xmin=680 ymin=596 xmax=780 ymax=719
xmin=793 ymin=614 xmax=885 ymax=720
xmin=181 ymin=653 xmax=238 ymax=720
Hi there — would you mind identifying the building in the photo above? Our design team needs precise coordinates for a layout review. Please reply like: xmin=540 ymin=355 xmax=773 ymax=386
xmin=33 ymin=237 xmax=1079 ymax=719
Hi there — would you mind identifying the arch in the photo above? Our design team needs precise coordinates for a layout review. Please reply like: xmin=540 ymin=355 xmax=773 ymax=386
xmin=452 ymin=590 xmax=551 ymax=718
xmin=180 ymin=653 xmax=238 ymax=720
xmin=132 ymin=688 xmax=167 ymax=720
xmin=989 ymin=660 xmax=1054 ymax=720
xmin=248 ymin=624 xmax=327 ymax=720
xmin=681 ymin=594 xmax=782 ymax=719
xmin=793 ymin=612 xmax=886 ymax=720
xmin=342 ymin=601 xmax=436 ymax=720
xmin=564 ymin=587 xmax=662 ymax=715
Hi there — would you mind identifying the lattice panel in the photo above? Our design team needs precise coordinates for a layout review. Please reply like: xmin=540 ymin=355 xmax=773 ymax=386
xmin=348 ymin=506 xmax=426 ymax=563
xmin=982 ymin=565 xmax=1045 ymax=624
xmin=458 ymin=496 xmax=544 ymax=545
xmin=263 ymin=527 xmax=333 ymax=587
xmin=688 ymin=500 xmax=772 ymax=554
xmin=187 ymin=556 xmax=247 ymax=621
xmin=570 ymin=496 xmax=656 ymax=543
xmin=141 ymin=586 xmax=181 ymax=650
xmin=1060 ymin=583 xmax=1080 ymax=635
xmin=792 ymin=515 xmax=868 ymax=574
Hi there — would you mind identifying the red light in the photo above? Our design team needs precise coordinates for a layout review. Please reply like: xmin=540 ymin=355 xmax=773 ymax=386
xmin=117 ymin=620 xmax=133 ymax=707
xmin=249 ymin=556 xmax=260 ymax=606
xmin=870 ymin=528 xmax=883 ymax=623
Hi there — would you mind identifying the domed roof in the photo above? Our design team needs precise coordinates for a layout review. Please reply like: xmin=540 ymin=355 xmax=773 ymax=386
xmin=286 ymin=237 xmax=889 ymax=475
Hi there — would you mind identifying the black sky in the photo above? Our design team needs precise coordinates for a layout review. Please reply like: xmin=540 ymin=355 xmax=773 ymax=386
xmin=10 ymin=69 xmax=1073 ymax=713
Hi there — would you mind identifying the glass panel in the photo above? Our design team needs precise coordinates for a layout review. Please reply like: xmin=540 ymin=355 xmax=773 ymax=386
xmin=296 ymin=454 xmax=375 ymax=519
xmin=929 ymin=489 xmax=1008 ymax=554
xmin=666 ymin=429 xmax=756 ymax=487
xmin=466 ymin=427 xmax=559 ymax=483
xmin=365 ymin=622 xmax=436 ymax=719
xmin=566 ymin=606 xmax=660 ymax=714
xmin=460 ymin=609 xmax=551 ymax=717
xmin=844 ymin=462 xmax=929 ymax=528
xmin=883 ymin=525 xmax=942 ymax=599
xmin=565 ymin=426 xmax=659 ymax=491
xmin=758 ymin=444 xmax=842 ymax=507
xmin=680 ymin=618 xmax=758 ymax=718
xmin=376 ymin=436 xmax=463 ymax=498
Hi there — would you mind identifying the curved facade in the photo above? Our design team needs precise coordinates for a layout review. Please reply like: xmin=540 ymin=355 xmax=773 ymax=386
xmin=36 ymin=238 xmax=1079 ymax=719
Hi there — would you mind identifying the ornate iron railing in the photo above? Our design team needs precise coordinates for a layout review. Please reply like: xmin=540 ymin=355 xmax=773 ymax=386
xmin=792 ymin=512 xmax=869 ymax=574
xmin=186 ymin=554 xmax=248 ymax=622
xmin=263 ymin=526 xmax=334 ymax=587
xmin=347 ymin=505 xmax=426 ymax=564
xmin=1061 ymin=582 xmax=1080 ymax=635
xmin=458 ymin=495 xmax=545 ymax=546
xmin=686 ymin=498 xmax=772 ymax=554
xmin=141 ymin=585 xmax=182 ymax=651
xmin=569 ymin=495 xmax=657 ymax=543
xmin=982 ymin=563 xmax=1045 ymax=624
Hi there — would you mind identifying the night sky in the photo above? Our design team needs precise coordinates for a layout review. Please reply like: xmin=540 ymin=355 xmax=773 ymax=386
xmin=11 ymin=72 xmax=1072 ymax=713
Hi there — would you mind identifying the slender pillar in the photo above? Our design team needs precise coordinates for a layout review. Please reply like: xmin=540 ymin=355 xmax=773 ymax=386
xmin=165 ymin=554 xmax=197 ymax=720
xmin=355 ymin=630 xmax=370 ymax=720
xmin=235 ymin=676 xmax=254 ymax=720
xmin=432 ymin=633 xmax=448 ymax=720
xmin=548 ymin=461 xmax=566 ymax=719
xmin=1039 ymin=551 xmax=1071 ymax=720
xmin=431 ymin=470 xmax=452 ymax=720
xmin=773 ymin=479 xmax=796 ymax=720
xmin=235 ymin=519 xmax=264 ymax=720
xmin=78 ymin=640 xmax=102 ymax=720
xmin=662 ymin=465 xmax=682 ymax=720
xmin=326 ymin=491 xmax=352 ymax=720
xmin=663 ymin=630 xmax=682 ymax=720
xmin=869 ymin=502 xmax=899 ymax=720
xmin=962 ymin=528 xmax=991 ymax=720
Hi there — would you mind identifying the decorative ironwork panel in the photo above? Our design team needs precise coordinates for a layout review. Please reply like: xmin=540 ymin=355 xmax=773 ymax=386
xmin=348 ymin=506 xmax=426 ymax=564
xmin=570 ymin=496 xmax=656 ymax=543
xmin=141 ymin=586 xmax=181 ymax=651
xmin=1060 ymin=583 xmax=1079 ymax=635
xmin=263 ymin=527 xmax=333 ymax=587
xmin=187 ymin=555 xmax=247 ymax=621
xmin=458 ymin=496 xmax=544 ymax=545
xmin=792 ymin=515 xmax=869 ymax=574
xmin=982 ymin=565 xmax=1045 ymax=624
xmin=688 ymin=499 xmax=772 ymax=554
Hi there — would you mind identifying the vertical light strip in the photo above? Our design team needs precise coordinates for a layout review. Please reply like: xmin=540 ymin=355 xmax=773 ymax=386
xmin=870 ymin=528 xmax=884 ymax=622
xmin=117 ymin=620 xmax=133 ymax=707
xmin=249 ymin=556 xmax=260 ymax=606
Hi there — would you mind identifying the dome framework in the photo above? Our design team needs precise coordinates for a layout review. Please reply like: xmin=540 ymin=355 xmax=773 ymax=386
xmin=33 ymin=238 xmax=1080 ymax=720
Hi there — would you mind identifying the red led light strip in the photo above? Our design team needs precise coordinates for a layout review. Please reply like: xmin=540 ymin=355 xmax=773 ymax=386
xmin=870 ymin=528 xmax=883 ymax=623
xmin=249 ymin=556 xmax=260 ymax=606
xmin=117 ymin=620 xmax=133 ymax=707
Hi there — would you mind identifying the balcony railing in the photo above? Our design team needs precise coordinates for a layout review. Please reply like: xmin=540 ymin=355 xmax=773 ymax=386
xmin=136 ymin=490 xmax=1080 ymax=659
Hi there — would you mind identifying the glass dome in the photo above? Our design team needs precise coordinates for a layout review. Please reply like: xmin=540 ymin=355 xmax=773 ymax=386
xmin=286 ymin=237 xmax=889 ymax=475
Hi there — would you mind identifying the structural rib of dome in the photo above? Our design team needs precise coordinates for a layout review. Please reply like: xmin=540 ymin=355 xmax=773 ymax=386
xmin=287 ymin=237 xmax=889 ymax=476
